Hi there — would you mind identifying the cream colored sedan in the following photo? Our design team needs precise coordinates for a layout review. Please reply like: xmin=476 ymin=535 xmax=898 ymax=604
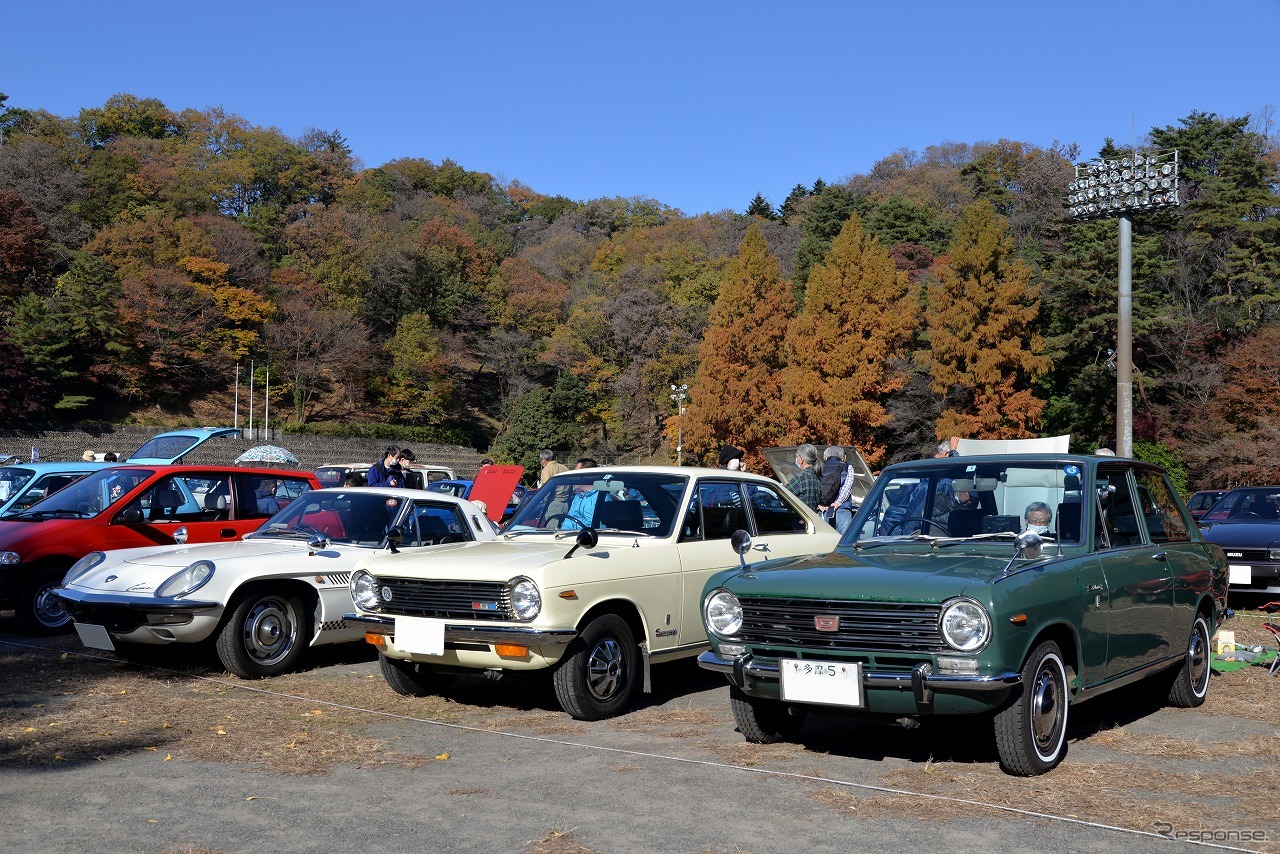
xmin=346 ymin=466 xmax=840 ymax=719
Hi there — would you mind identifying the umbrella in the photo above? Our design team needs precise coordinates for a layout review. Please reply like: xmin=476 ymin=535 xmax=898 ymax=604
xmin=235 ymin=445 xmax=299 ymax=466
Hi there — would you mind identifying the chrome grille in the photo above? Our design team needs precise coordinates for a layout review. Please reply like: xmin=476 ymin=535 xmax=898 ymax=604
xmin=378 ymin=579 xmax=512 ymax=620
xmin=1224 ymin=548 xmax=1272 ymax=562
xmin=739 ymin=597 xmax=946 ymax=653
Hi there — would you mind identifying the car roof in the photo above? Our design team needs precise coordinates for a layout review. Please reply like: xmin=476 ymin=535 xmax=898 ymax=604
xmin=0 ymin=461 xmax=118 ymax=474
xmin=881 ymin=452 xmax=1165 ymax=472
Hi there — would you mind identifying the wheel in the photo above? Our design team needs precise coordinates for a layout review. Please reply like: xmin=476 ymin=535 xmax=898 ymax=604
xmin=215 ymin=590 xmax=310 ymax=678
xmin=884 ymin=516 xmax=949 ymax=536
xmin=1167 ymin=614 xmax=1211 ymax=707
xmin=378 ymin=654 xmax=454 ymax=697
xmin=729 ymin=685 xmax=808 ymax=743
xmin=993 ymin=640 xmax=1070 ymax=776
xmin=552 ymin=613 xmax=638 ymax=720
xmin=18 ymin=571 xmax=74 ymax=635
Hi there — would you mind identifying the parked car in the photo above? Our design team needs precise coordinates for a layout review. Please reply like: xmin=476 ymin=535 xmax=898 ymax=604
xmin=315 ymin=462 xmax=455 ymax=489
xmin=55 ymin=486 xmax=496 ymax=676
xmin=1 ymin=462 xmax=114 ymax=519
xmin=0 ymin=464 xmax=318 ymax=633
xmin=1186 ymin=488 xmax=1229 ymax=522
xmin=1198 ymin=486 xmax=1280 ymax=592
xmin=698 ymin=453 xmax=1227 ymax=776
xmin=345 ymin=465 xmax=842 ymax=720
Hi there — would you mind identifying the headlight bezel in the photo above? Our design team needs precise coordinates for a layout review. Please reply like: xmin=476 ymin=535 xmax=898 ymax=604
xmin=508 ymin=576 xmax=541 ymax=621
xmin=703 ymin=588 xmax=744 ymax=638
xmin=63 ymin=551 xmax=107 ymax=586
xmin=0 ymin=551 xmax=20 ymax=565
xmin=154 ymin=560 xmax=215 ymax=599
xmin=939 ymin=597 xmax=991 ymax=653
xmin=350 ymin=569 xmax=383 ymax=613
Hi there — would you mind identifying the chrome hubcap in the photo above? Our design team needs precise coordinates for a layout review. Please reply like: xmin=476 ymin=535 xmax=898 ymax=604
xmin=34 ymin=583 xmax=70 ymax=628
xmin=585 ymin=637 xmax=626 ymax=701
xmin=1188 ymin=623 xmax=1209 ymax=694
xmin=1030 ymin=666 xmax=1063 ymax=754
xmin=242 ymin=597 xmax=296 ymax=664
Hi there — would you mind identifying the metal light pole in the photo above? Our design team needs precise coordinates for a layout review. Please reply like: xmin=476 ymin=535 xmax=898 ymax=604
xmin=233 ymin=364 xmax=240 ymax=431
xmin=1067 ymin=149 xmax=1179 ymax=457
xmin=669 ymin=384 xmax=688 ymax=466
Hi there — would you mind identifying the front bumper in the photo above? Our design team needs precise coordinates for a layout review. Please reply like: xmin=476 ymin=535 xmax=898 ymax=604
xmin=344 ymin=612 xmax=578 ymax=647
xmin=1224 ymin=559 xmax=1280 ymax=592
xmin=698 ymin=649 xmax=1021 ymax=707
xmin=54 ymin=587 xmax=223 ymax=642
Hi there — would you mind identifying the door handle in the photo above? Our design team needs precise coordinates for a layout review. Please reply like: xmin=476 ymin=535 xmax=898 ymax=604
xmin=1151 ymin=551 xmax=1168 ymax=562
xmin=752 ymin=543 xmax=770 ymax=552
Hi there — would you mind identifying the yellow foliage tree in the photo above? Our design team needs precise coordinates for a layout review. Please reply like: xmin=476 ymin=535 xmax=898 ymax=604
xmin=926 ymin=201 xmax=1050 ymax=439
xmin=777 ymin=214 xmax=917 ymax=467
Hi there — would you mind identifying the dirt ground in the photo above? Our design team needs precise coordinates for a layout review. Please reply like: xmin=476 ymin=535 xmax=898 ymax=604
xmin=2 ymin=602 xmax=1280 ymax=854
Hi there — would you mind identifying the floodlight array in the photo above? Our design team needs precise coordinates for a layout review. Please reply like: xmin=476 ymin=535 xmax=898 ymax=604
xmin=1067 ymin=150 xmax=1179 ymax=219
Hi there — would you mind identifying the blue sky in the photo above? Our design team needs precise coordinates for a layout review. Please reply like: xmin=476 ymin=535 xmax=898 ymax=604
xmin=4 ymin=1 xmax=1278 ymax=215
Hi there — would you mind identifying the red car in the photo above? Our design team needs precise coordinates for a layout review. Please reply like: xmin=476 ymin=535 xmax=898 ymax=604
xmin=1186 ymin=489 xmax=1229 ymax=522
xmin=0 ymin=464 xmax=319 ymax=633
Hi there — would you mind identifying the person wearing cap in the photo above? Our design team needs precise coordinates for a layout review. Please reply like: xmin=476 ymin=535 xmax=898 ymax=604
xmin=82 ymin=450 xmax=96 ymax=462
xmin=717 ymin=445 xmax=745 ymax=471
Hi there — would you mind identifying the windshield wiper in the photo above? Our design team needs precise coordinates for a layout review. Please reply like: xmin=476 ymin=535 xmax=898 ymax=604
xmin=12 ymin=508 xmax=89 ymax=520
xmin=855 ymin=532 xmax=944 ymax=549
xmin=936 ymin=531 xmax=1020 ymax=547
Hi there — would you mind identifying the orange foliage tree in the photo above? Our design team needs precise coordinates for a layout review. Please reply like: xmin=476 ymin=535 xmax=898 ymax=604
xmin=926 ymin=201 xmax=1050 ymax=439
xmin=677 ymin=224 xmax=793 ymax=468
xmin=777 ymin=214 xmax=918 ymax=468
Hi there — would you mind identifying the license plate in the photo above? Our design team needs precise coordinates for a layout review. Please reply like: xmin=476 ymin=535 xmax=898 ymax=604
xmin=779 ymin=658 xmax=863 ymax=707
xmin=394 ymin=616 xmax=445 ymax=656
xmin=1229 ymin=564 xmax=1252 ymax=585
xmin=74 ymin=623 xmax=115 ymax=651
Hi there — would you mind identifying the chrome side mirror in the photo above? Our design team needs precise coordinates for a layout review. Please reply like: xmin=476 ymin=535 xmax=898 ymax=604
xmin=307 ymin=533 xmax=331 ymax=555
xmin=564 ymin=527 xmax=599 ymax=559
xmin=1002 ymin=530 xmax=1044 ymax=574
xmin=730 ymin=529 xmax=752 ymax=569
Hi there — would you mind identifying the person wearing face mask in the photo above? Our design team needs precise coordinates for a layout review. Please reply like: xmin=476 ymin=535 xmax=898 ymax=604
xmin=1023 ymin=501 xmax=1053 ymax=536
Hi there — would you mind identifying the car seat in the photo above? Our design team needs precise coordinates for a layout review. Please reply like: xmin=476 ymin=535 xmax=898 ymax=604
xmin=948 ymin=507 xmax=983 ymax=537
xmin=1056 ymin=502 xmax=1082 ymax=544
xmin=596 ymin=499 xmax=643 ymax=532
xmin=150 ymin=484 xmax=185 ymax=521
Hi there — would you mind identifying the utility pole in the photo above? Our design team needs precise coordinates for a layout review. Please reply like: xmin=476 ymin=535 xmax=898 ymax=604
xmin=669 ymin=384 xmax=688 ymax=466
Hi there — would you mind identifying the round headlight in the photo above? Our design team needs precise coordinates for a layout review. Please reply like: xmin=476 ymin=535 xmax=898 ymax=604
xmin=350 ymin=570 xmax=382 ymax=612
xmin=509 ymin=577 xmax=541 ymax=621
xmin=63 ymin=551 xmax=107 ymax=585
xmin=155 ymin=560 xmax=214 ymax=598
xmin=703 ymin=589 xmax=743 ymax=637
xmin=940 ymin=598 xmax=991 ymax=652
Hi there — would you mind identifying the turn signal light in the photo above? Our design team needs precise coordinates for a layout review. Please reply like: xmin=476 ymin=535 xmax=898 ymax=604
xmin=495 ymin=644 xmax=528 ymax=657
xmin=365 ymin=632 xmax=387 ymax=648
xmin=1009 ymin=614 xmax=1027 ymax=625
xmin=558 ymin=590 xmax=578 ymax=599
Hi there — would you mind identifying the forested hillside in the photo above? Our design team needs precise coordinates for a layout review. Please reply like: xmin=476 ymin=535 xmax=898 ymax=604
xmin=1 ymin=93 xmax=1277 ymax=488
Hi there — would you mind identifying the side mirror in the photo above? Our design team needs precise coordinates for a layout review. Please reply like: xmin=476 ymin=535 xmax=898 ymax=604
xmin=120 ymin=507 xmax=143 ymax=524
xmin=564 ymin=527 xmax=599 ymax=559
xmin=730 ymin=529 xmax=752 ymax=569
xmin=385 ymin=527 xmax=403 ymax=554
xmin=307 ymin=533 xmax=331 ymax=555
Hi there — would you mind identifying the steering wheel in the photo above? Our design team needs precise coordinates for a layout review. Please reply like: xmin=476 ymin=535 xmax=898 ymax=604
xmin=76 ymin=502 xmax=97 ymax=516
xmin=1233 ymin=511 xmax=1262 ymax=519
xmin=882 ymin=516 xmax=949 ymax=536
xmin=294 ymin=522 xmax=322 ymax=536
xmin=546 ymin=512 xmax=592 ymax=529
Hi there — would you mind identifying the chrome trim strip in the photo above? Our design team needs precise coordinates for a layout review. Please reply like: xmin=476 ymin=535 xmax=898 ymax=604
xmin=343 ymin=613 xmax=577 ymax=646
xmin=54 ymin=588 xmax=220 ymax=611
xmin=697 ymin=650 xmax=1021 ymax=692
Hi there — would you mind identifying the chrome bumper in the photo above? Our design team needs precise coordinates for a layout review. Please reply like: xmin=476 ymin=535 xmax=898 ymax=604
xmin=697 ymin=649 xmax=1021 ymax=705
xmin=54 ymin=587 xmax=221 ymax=612
xmin=344 ymin=612 xmax=578 ymax=646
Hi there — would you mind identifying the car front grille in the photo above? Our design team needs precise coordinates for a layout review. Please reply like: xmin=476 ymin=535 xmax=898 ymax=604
xmin=1223 ymin=548 xmax=1273 ymax=563
xmin=377 ymin=579 xmax=513 ymax=620
xmin=739 ymin=597 xmax=946 ymax=653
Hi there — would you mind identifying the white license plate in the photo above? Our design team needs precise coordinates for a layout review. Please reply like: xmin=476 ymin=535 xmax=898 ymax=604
xmin=394 ymin=617 xmax=445 ymax=656
xmin=779 ymin=658 xmax=863 ymax=707
xmin=1229 ymin=564 xmax=1252 ymax=585
xmin=74 ymin=622 xmax=115 ymax=651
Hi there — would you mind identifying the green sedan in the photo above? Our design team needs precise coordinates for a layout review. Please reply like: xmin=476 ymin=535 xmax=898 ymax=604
xmin=698 ymin=453 xmax=1228 ymax=776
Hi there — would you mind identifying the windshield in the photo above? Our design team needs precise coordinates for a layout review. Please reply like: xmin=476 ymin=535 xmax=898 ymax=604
xmin=0 ymin=467 xmax=36 ymax=504
xmin=850 ymin=461 xmax=1085 ymax=546
xmin=505 ymin=472 xmax=686 ymax=537
xmin=250 ymin=490 xmax=467 ymax=547
xmin=14 ymin=468 xmax=155 ymax=518
xmin=1202 ymin=488 xmax=1280 ymax=523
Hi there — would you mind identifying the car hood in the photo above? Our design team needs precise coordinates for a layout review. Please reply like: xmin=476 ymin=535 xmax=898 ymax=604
xmin=0 ymin=515 xmax=82 ymax=547
xmin=1202 ymin=522 xmax=1280 ymax=548
xmin=720 ymin=548 xmax=1019 ymax=602
xmin=354 ymin=533 xmax=649 ymax=581
xmin=65 ymin=538 xmax=380 ymax=595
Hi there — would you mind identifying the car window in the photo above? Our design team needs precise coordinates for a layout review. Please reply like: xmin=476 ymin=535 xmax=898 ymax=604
xmin=121 ymin=475 xmax=203 ymax=523
xmin=0 ymin=467 xmax=36 ymax=503
xmin=403 ymin=501 xmax=469 ymax=546
xmin=1134 ymin=471 xmax=1191 ymax=543
xmin=506 ymin=472 xmax=684 ymax=537
xmin=239 ymin=474 xmax=313 ymax=520
xmin=1098 ymin=467 xmax=1145 ymax=547
xmin=744 ymin=482 xmax=808 ymax=535
xmin=694 ymin=480 xmax=750 ymax=541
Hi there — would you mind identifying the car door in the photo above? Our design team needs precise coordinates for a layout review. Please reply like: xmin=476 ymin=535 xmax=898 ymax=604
xmin=675 ymin=479 xmax=756 ymax=647
xmin=1097 ymin=465 xmax=1175 ymax=677
xmin=1132 ymin=468 xmax=1201 ymax=650
xmin=109 ymin=473 xmax=241 ymax=549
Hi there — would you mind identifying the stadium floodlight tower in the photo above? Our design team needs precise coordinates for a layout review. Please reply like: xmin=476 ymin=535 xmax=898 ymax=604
xmin=1067 ymin=149 xmax=1179 ymax=457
